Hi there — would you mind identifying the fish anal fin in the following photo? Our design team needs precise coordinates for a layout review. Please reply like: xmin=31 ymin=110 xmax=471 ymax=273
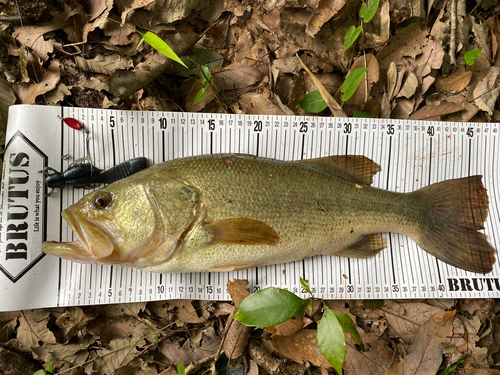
xmin=204 ymin=218 xmax=279 ymax=245
xmin=300 ymin=155 xmax=380 ymax=185
xmin=335 ymin=234 xmax=387 ymax=258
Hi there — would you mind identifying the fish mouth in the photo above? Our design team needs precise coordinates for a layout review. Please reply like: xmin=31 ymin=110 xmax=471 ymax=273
xmin=42 ymin=209 xmax=114 ymax=263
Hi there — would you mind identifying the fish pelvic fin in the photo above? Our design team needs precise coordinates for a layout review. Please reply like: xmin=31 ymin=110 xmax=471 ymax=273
xmin=413 ymin=175 xmax=496 ymax=274
xmin=335 ymin=234 xmax=387 ymax=258
xmin=299 ymin=155 xmax=381 ymax=185
xmin=204 ymin=218 xmax=279 ymax=245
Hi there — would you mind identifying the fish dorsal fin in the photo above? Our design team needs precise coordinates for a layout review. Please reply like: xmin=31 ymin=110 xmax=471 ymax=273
xmin=299 ymin=155 xmax=380 ymax=185
xmin=204 ymin=218 xmax=279 ymax=245
xmin=335 ymin=234 xmax=387 ymax=258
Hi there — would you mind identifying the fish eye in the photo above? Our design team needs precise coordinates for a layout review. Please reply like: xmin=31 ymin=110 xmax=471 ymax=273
xmin=92 ymin=191 xmax=112 ymax=209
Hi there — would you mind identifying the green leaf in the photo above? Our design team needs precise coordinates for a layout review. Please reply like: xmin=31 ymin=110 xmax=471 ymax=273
xmin=317 ymin=307 xmax=346 ymax=375
xmin=437 ymin=353 xmax=467 ymax=375
xmin=200 ymin=65 xmax=213 ymax=85
xmin=47 ymin=358 xmax=57 ymax=373
xmin=299 ymin=90 xmax=329 ymax=113
xmin=194 ymin=86 xmax=207 ymax=104
xmin=359 ymin=3 xmax=368 ymax=18
xmin=363 ymin=299 xmax=385 ymax=309
xmin=300 ymin=277 xmax=312 ymax=294
xmin=32 ymin=371 xmax=46 ymax=375
xmin=353 ymin=110 xmax=374 ymax=118
xmin=234 ymin=287 xmax=306 ymax=328
xmin=332 ymin=310 xmax=361 ymax=345
xmin=168 ymin=49 xmax=224 ymax=77
xmin=142 ymin=31 xmax=187 ymax=68
xmin=178 ymin=361 xmax=185 ymax=375
xmin=344 ymin=25 xmax=362 ymax=51
xmin=341 ymin=67 xmax=368 ymax=101
xmin=464 ymin=49 xmax=482 ymax=66
xmin=361 ymin=0 xmax=380 ymax=23
xmin=214 ymin=353 xmax=229 ymax=375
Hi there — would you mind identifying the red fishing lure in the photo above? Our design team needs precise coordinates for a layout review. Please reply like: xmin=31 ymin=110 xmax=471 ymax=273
xmin=58 ymin=115 xmax=87 ymax=132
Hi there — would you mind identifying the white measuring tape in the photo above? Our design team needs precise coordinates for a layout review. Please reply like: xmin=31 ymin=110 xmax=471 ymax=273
xmin=1 ymin=105 xmax=499 ymax=310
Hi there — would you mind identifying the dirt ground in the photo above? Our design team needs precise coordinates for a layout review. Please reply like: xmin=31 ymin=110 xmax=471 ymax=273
xmin=0 ymin=0 xmax=500 ymax=374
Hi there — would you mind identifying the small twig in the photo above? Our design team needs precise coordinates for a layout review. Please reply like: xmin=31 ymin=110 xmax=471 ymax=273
xmin=184 ymin=354 xmax=216 ymax=375
xmin=363 ymin=50 xmax=368 ymax=103
xmin=0 ymin=14 xmax=22 ymax=22
xmin=449 ymin=0 xmax=457 ymax=65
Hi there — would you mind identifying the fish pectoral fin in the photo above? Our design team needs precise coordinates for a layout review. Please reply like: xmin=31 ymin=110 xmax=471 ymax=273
xmin=335 ymin=234 xmax=387 ymax=258
xmin=204 ymin=218 xmax=279 ymax=245
xmin=299 ymin=155 xmax=380 ymax=185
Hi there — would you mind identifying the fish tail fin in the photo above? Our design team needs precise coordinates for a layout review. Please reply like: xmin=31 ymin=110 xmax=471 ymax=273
xmin=412 ymin=176 xmax=496 ymax=274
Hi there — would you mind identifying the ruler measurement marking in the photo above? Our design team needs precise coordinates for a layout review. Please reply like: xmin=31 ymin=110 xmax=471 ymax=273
xmin=41 ymin=109 xmax=500 ymax=304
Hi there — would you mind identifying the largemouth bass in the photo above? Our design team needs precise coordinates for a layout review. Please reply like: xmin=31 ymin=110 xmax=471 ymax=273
xmin=42 ymin=154 xmax=496 ymax=274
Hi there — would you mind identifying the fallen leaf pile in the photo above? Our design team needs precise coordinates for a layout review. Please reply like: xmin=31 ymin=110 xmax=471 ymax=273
xmin=0 ymin=281 xmax=499 ymax=374
xmin=1 ymin=0 xmax=500 ymax=373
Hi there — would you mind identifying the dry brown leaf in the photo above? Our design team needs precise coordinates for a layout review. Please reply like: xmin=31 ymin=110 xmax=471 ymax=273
xmin=238 ymin=91 xmax=287 ymax=115
xmin=414 ymin=39 xmax=444 ymax=77
xmin=269 ymin=329 xmax=331 ymax=367
xmin=387 ymin=62 xmax=398 ymax=99
xmin=435 ymin=70 xmax=472 ymax=93
xmin=103 ymin=16 xmax=135 ymax=46
xmin=473 ymin=66 xmax=500 ymax=115
xmin=213 ymin=65 xmax=266 ymax=90
xmin=306 ymin=0 xmax=346 ymax=37
xmin=148 ymin=300 xmax=205 ymax=324
xmin=227 ymin=279 xmax=250 ymax=307
xmin=397 ymin=73 xmax=419 ymax=98
xmin=46 ymin=82 xmax=71 ymax=105
xmin=433 ymin=92 xmax=479 ymax=122
xmin=31 ymin=334 xmax=95 ymax=371
xmin=13 ymin=12 xmax=72 ymax=61
xmin=409 ymin=101 xmax=464 ymax=120
xmin=99 ymin=318 xmax=151 ymax=345
xmin=160 ymin=327 xmax=221 ymax=366
xmin=115 ymin=0 xmax=156 ymax=24
xmin=380 ymin=0 xmax=390 ymax=40
xmin=54 ymin=306 xmax=95 ymax=343
xmin=377 ymin=24 xmax=429 ymax=69
xmin=471 ymin=16 xmax=491 ymax=62
xmin=385 ymin=356 xmax=404 ymax=375
xmin=403 ymin=310 xmax=455 ymax=375
xmin=151 ymin=0 xmax=211 ymax=25
xmin=344 ymin=328 xmax=394 ymax=375
xmin=348 ymin=54 xmax=380 ymax=105
xmin=414 ymin=75 xmax=435 ymax=108
xmin=462 ymin=364 xmax=500 ymax=375
xmin=266 ymin=316 xmax=303 ymax=336
xmin=391 ymin=97 xmax=415 ymax=119
xmin=93 ymin=337 xmax=145 ymax=374
xmin=383 ymin=303 xmax=445 ymax=345
xmin=99 ymin=302 xmax=147 ymax=318
xmin=277 ymin=19 xmax=350 ymax=71
xmin=12 ymin=60 xmax=61 ymax=104
xmin=459 ymin=299 xmax=492 ymax=315
xmin=18 ymin=310 xmax=57 ymax=350
xmin=75 ymin=54 xmax=133 ymax=75
xmin=223 ymin=320 xmax=251 ymax=359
